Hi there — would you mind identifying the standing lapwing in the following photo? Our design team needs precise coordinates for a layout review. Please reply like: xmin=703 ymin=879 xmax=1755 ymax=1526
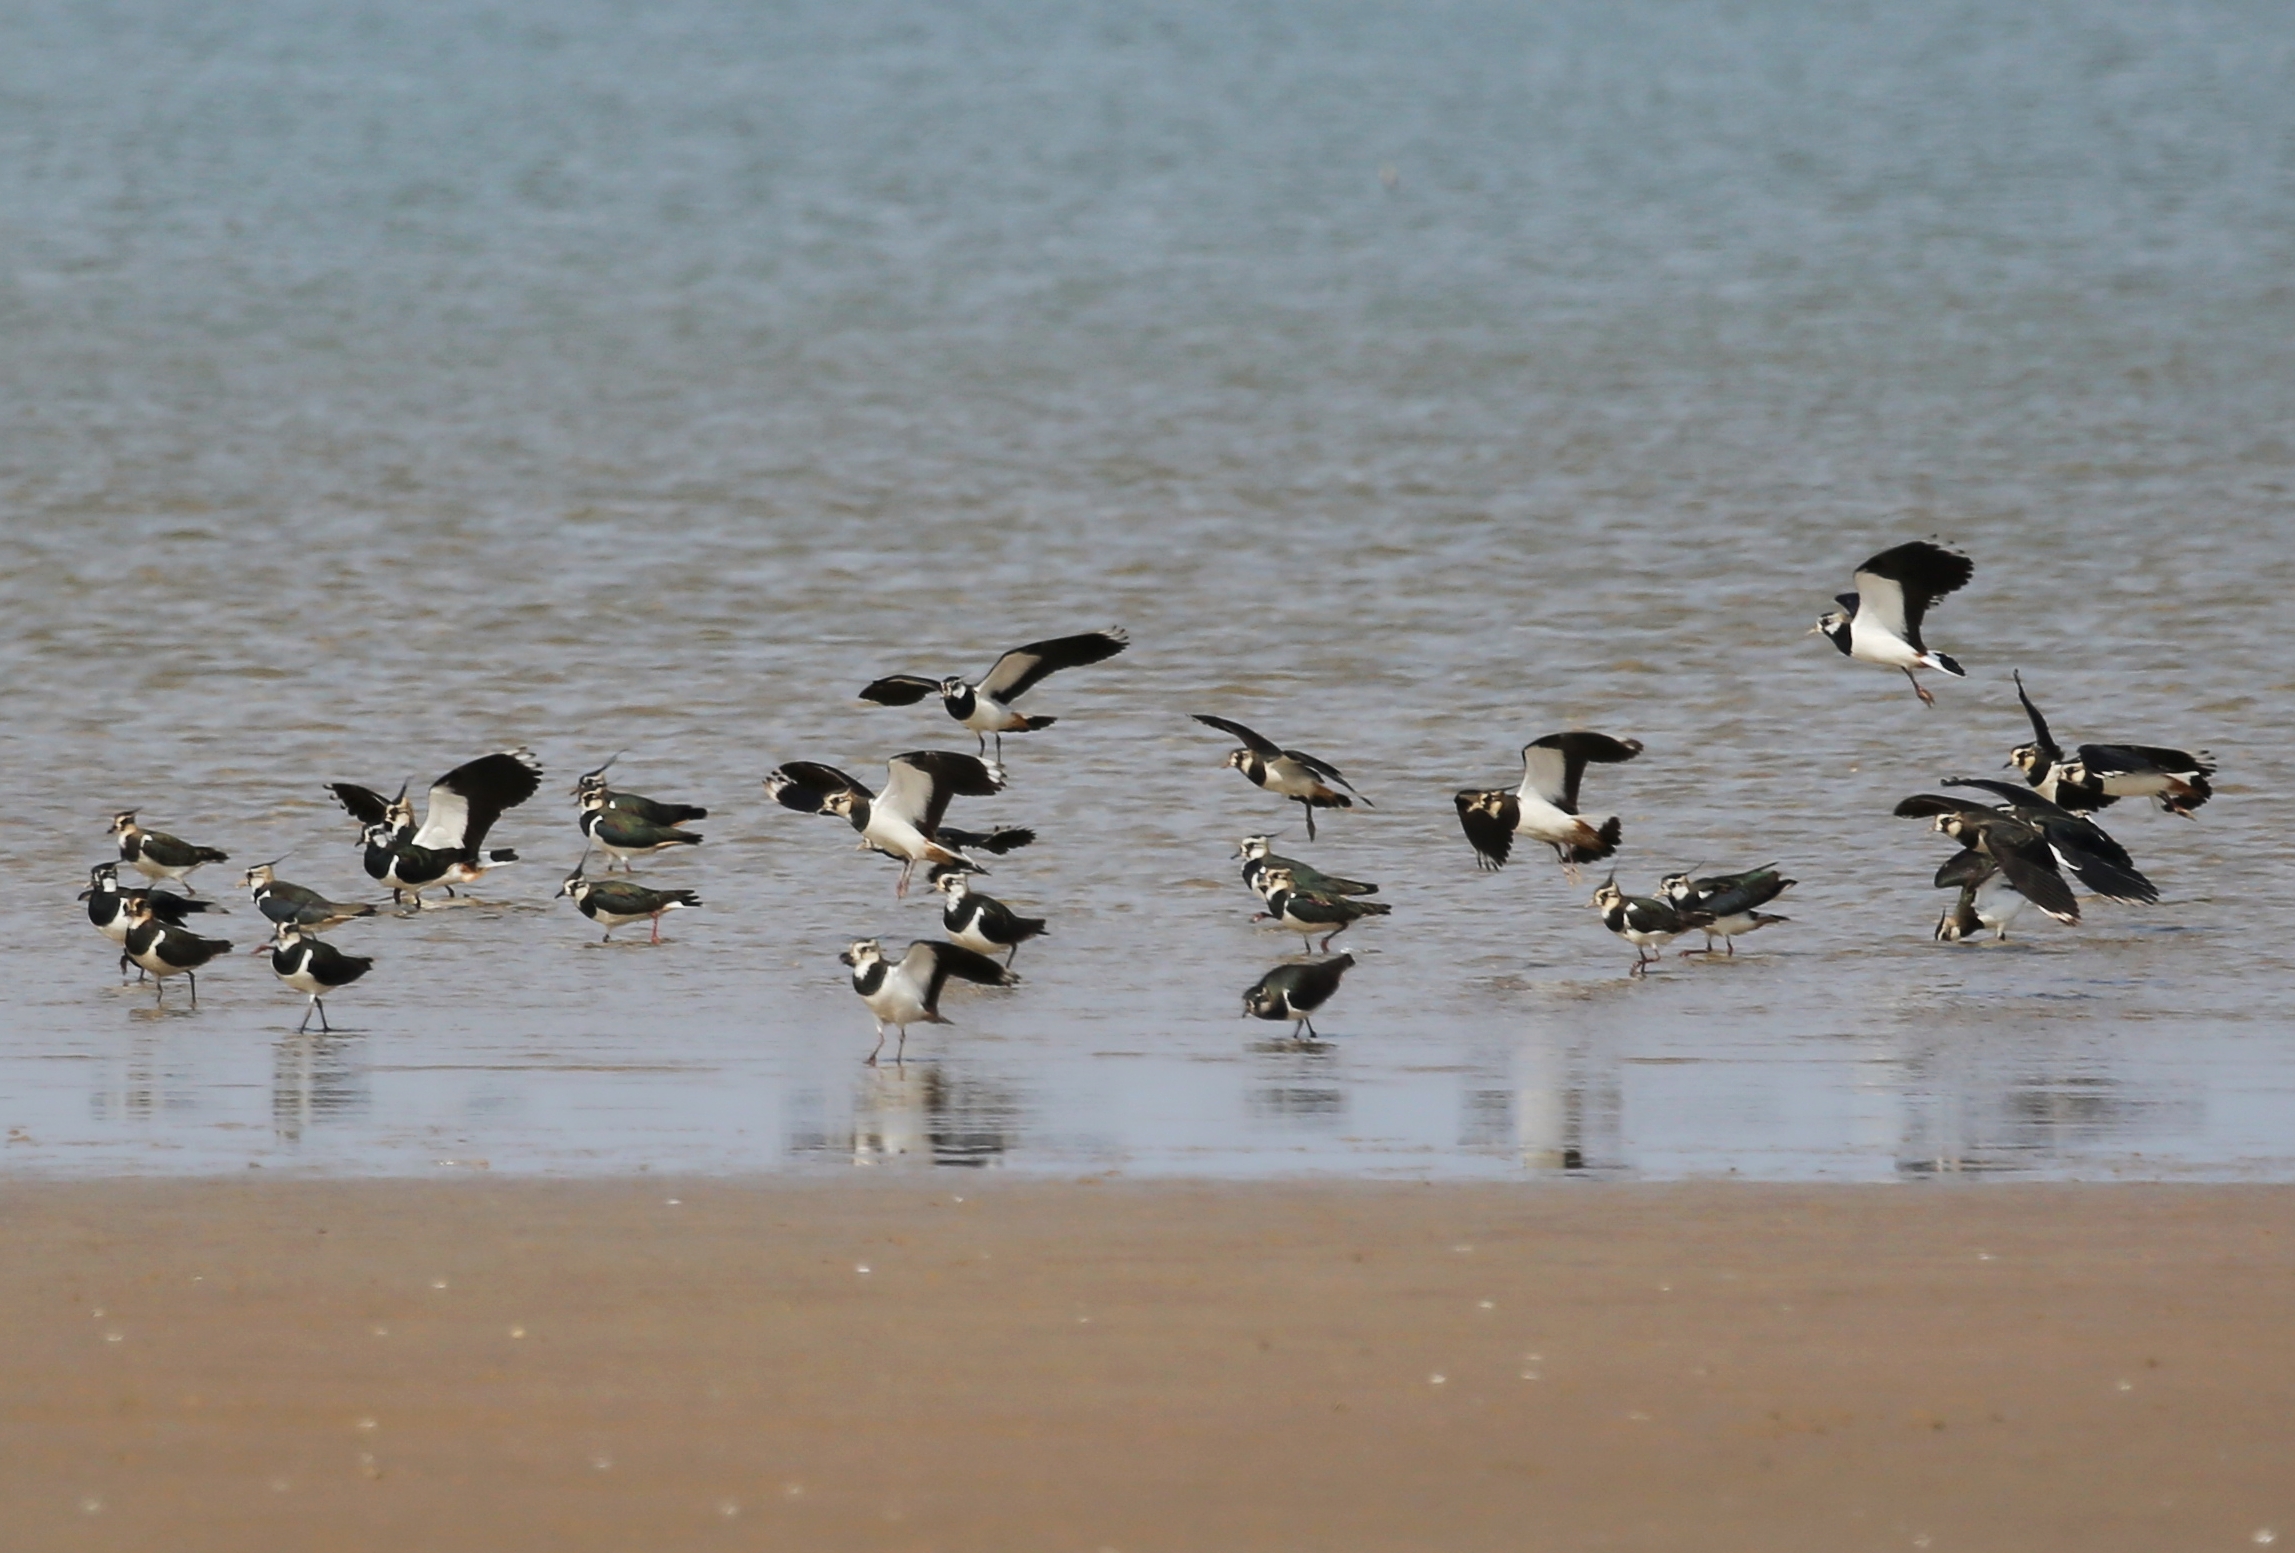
xmin=570 ymin=754 xmax=708 ymax=827
xmin=559 ymin=854 xmax=702 ymax=943
xmin=1193 ymin=715 xmax=1370 ymax=841
xmin=576 ymin=788 xmax=702 ymax=871
xmin=1589 ymin=876 xmax=1711 ymax=978
xmin=1809 ymin=540 xmax=1974 ymax=706
xmin=121 ymin=895 xmax=234 ymax=1006
xmin=331 ymin=748 xmax=541 ymax=903
xmin=839 ymin=938 xmax=1019 ymax=1066
xmin=1242 ymin=954 xmax=1356 ymax=1045
xmin=2007 ymin=672 xmax=2216 ymax=816
xmin=1455 ymin=732 xmax=1641 ymax=877
xmin=262 ymin=924 xmax=373 ymax=1032
xmin=80 ymin=862 xmax=224 ymax=982
xmin=108 ymin=812 xmax=229 ymax=894
xmin=1255 ymin=866 xmax=1391 ymax=952
xmin=1933 ymin=851 xmax=2028 ymax=943
xmin=766 ymin=751 xmax=1031 ymax=896
xmin=1233 ymin=836 xmax=1377 ymax=900
xmin=1657 ymin=865 xmax=1794 ymax=957
xmin=242 ymin=859 xmax=378 ymax=932
xmin=930 ymin=873 xmax=1047 ymax=966
xmin=1891 ymin=795 xmax=2082 ymax=926
xmin=859 ymin=627 xmax=1131 ymax=759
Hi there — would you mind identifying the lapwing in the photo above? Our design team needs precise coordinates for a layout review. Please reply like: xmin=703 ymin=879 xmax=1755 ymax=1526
xmin=121 ymin=895 xmax=234 ymax=1006
xmin=1939 ymin=778 xmax=2158 ymax=903
xmin=767 ymin=751 xmax=1027 ymax=896
xmin=242 ymin=859 xmax=378 ymax=932
xmin=859 ymin=627 xmax=1130 ymax=759
xmin=1256 ymin=866 xmax=1392 ymax=952
xmin=1657 ymin=865 xmax=1794 ymax=956
xmin=80 ymin=862 xmax=223 ymax=982
xmin=1891 ymin=795 xmax=2081 ymax=926
xmin=1455 ymin=732 xmax=1641 ymax=876
xmin=108 ymin=812 xmax=229 ymax=894
xmin=1193 ymin=715 xmax=1370 ymax=841
xmin=1932 ymin=851 xmax=2027 ymax=943
xmin=2008 ymin=672 xmax=2216 ymax=816
xmin=559 ymin=855 xmax=702 ymax=944
xmin=577 ymin=789 xmax=703 ymax=871
xmin=570 ymin=754 xmax=708 ymax=827
xmin=333 ymin=748 xmax=540 ymax=903
xmin=1242 ymin=954 xmax=1355 ymax=1044
xmin=355 ymin=823 xmax=519 ymax=908
xmin=1809 ymin=540 xmax=1973 ymax=706
xmin=1233 ymin=835 xmax=1377 ymax=900
xmin=262 ymin=923 xmax=373 ymax=1033
xmin=839 ymin=938 xmax=1019 ymax=1066
xmin=930 ymin=873 xmax=1047 ymax=966
xmin=1590 ymin=876 xmax=1711 ymax=978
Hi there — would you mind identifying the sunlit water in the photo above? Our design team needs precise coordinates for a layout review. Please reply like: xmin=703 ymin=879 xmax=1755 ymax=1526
xmin=2 ymin=0 xmax=2291 ymax=1179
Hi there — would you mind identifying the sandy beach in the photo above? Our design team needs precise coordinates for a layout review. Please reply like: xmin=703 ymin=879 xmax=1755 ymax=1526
xmin=3 ymin=1180 xmax=2288 ymax=1551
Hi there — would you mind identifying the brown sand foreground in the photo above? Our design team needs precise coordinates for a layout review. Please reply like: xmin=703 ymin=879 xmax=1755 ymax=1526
xmin=2 ymin=1181 xmax=2290 ymax=1552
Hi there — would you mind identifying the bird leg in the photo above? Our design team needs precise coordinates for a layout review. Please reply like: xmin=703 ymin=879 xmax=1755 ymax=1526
xmin=895 ymin=861 xmax=914 ymax=899
xmin=867 ymin=1023 xmax=887 ymax=1066
xmin=186 ymin=971 xmax=198 ymax=1007
xmin=1319 ymin=930 xmax=1340 ymax=952
xmin=1725 ymin=937 xmax=1735 ymax=958
xmin=1300 ymin=802 xmax=1317 ymax=842
xmin=649 ymin=913 xmax=663 ymax=945
xmin=1904 ymin=667 xmax=1937 ymax=707
xmin=895 ymin=1028 xmax=909 ymax=1067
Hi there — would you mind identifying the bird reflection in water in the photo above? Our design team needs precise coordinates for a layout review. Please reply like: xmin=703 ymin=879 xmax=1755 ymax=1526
xmin=272 ymin=1033 xmax=370 ymax=1143
xmin=847 ymin=1063 xmax=1018 ymax=1168
xmin=89 ymin=1036 xmax=189 ymax=1123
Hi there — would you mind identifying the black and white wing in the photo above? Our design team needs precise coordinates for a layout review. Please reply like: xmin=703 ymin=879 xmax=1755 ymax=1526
xmin=411 ymin=749 xmax=543 ymax=852
xmin=902 ymin=939 xmax=1018 ymax=1005
xmin=2080 ymin=743 xmax=2216 ymax=780
xmin=1454 ymin=789 xmax=1519 ymax=870
xmin=1279 ymin=744 xmax=1366 ymax=799
xmin=936 ymin=824 xmax=1037 ymax=855
xmin=976 ymin=627 xmax=1129 ymax=701
xmin=765 ymin=761 xmax=873 ymax=815
xmin=326 ymin=782 xmax=400 ymax=829
xmin=1852 ymin=541 xmax=1973 ymax=652
xmin=1892 ymin=793 xmax=2002 ymax=824
xmin=1517 ymin=732 xmax=1643 ymax=812
xmin=1933 ymin=849 xmax=1998 ymax=891
xmin=1943 ymin=779 xmax=2156 ymax=904
xmin=1271 ymin=954 xmax=1354 ymax=1012
xmin=879 ymin=751 xmax=1005 ymax=838
xmin=857 ymin=674 xmax=943 ymax=707
xmin=2012 ymin=672 xmax=2063 ymax=769
xmin=1193 ymin=714 xmax=1283 ymax=757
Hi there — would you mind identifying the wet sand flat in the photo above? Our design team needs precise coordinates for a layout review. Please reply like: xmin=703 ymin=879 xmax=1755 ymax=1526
xmin=3 ymin=1181 xmax=2289 ymax=1552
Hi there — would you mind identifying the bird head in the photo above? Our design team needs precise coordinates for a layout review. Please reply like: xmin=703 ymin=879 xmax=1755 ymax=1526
xmin=107 ymin=811 xmax=139 ymax=836
xmin=1260 ymin=866 xmax=1296 ymax=895
xmin=1590 ymin=876 xmax=1623 ymax=910
xmin=2005 ymin=743 xmax=2041 ymax=774
xmin=1808 ymin=608 xmax=1850 ymax=639
xmin=937 ymin=676 xmax=968 ymax=700
xmin=1656 ymin=873 xmax=1691 ymax=902
xmin=571 ymin=751 xmax=622 ymax=798
xmin=1233 ymin=835 xmax=1275 ymax=860
xmin=87 ymin=862 xmax=118 ymax=886
xmin=576 ymin=788 xmax=610 ymax=814
xmin=839 ymin=939 xmax=885 ymax=970
xmin=822 ymin=790 xmax=859 ymax=819
xmin=559 ymin=852 xmax=592 ymax=899
xmin=931 ymin=872 xmax=971 ymax=901
xmin=1242 ymin=984 xmax=1284 ymax=1020
xmin=242 ymin=854 xmax=290 ymax=891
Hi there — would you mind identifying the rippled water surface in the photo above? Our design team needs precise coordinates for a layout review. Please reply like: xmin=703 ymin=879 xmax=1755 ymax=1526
xmin=3 ymin=0 xmax=2291 ymax=1178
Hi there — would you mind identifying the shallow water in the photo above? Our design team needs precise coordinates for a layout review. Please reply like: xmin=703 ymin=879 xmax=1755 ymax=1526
xmin=2 ymin=0 xmax=2291 ymax=1178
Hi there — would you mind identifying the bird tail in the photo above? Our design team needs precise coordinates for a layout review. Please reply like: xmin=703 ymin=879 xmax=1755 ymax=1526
xmin=1357 ymin=901 xmax=1393 ymax=917
xmin=194 ymin=846 xmax=231 ymax=863
xmin=663 ymin=831 xmax=703 ymax=846
xmin=1567 ymin=816 xmax=1624 ymax=865
xmin=666 ymin=892 xmax=703 ymax=909
xmin=346 ymin=902 xmax=379 ymax=918
xmin=1023 ymin=715 xmax=1058 ymax=732
xmin=1923 ymin=652 xmax=1966 ymax=678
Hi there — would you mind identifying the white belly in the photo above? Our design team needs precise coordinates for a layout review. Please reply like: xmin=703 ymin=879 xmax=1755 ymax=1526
xmin=862 ymin=974 xmax=933 ymax=1027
